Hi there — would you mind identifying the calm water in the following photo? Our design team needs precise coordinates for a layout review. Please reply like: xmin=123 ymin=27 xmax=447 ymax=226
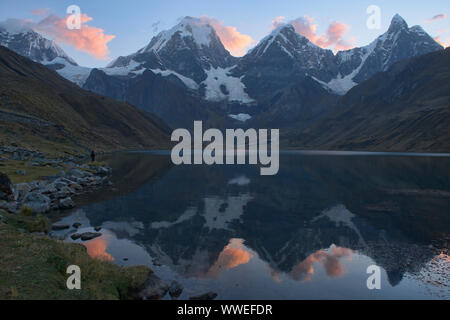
xmin=55 ymin=151 xmax=450 ymax=300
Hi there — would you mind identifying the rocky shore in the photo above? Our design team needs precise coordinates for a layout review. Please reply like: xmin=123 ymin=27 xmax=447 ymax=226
xmin=0 ymin=146 xmax=112 ymax=216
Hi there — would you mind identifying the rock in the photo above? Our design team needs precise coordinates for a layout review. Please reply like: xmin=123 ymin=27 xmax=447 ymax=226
xmin=0 ymin=201 xmax=19 ymax=214
xmin=0 ymin=172 xmax=15 ymax=201
xmin=40 ymin=184 xmax=57 ymax=195
xmin=189 ymin=292 xmax=218 ymax=300
xmin=54 ymin=186 xmax=74 ymax=199
xmin=123 ymin=258 xmax=129 ymax=261
xmin=26 ymin=161 xmax=40 ymax=167
xmin=16 ymin=170 xmax=26 ymax=176
xmin=52 ymin=224 xmax=70 ymax=231
xmin=168 ymin=281 xmax=184 ymax=298
xmin=138 ymin=274 xmax=169 ymax=300
xmin=22 ymin=193 xmax=51 ymax=214
xmin=66 ymin=169 xmax=86 ymax=179
xmin=153 ymin=258 xmax=162 ymax=267
xmin=59 ymin=197 xmax=75 ymax=210
xmin=71 ymin=233 xmax=81 ymax=240
xmin=94 ymin=227 xmax=102 ymax=232
xmin=69 ymin=183 xmax=83 ymax=192
xmin=72 ymin=222 xmax=82 ymax=228
xmin=96 ymin=166 xmax=111 ymax=175
xmin=80 ymin=232 xmax=102 ymax=241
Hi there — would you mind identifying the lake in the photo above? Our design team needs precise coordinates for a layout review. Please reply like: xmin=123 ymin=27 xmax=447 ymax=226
xmin=54 ymin=151 xmax=450 ymax=300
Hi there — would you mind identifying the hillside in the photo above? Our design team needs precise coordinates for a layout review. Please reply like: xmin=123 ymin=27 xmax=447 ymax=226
xmin=283 ymin=48 xmax=450 ymax=152
xmin=0 ymin=46 xmax=170 ymax=155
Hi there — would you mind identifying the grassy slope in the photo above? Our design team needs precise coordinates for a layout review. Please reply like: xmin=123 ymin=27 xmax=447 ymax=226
xmin=0 ymin=46 xmax=170 ymax=155
xmin=0 ymin=213 xmax=151 ymax=300
xmin=283 ymin=48 xmax=450 ymax=152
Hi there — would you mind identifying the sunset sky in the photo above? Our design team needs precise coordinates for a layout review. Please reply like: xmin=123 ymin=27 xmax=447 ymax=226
xmin=1 ymin=0 xmax=448 ymax=67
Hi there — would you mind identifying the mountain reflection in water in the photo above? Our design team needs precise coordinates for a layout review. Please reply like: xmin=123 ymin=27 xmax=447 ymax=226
xmin=55 ymin=151 xmax=450 ymax=300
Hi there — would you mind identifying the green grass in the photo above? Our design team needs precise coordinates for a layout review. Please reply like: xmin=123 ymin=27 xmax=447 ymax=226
xmin=0 ymin=214 xmax=152 ymax=300
xmin=0 ymin=160 xmax=61 ymax=184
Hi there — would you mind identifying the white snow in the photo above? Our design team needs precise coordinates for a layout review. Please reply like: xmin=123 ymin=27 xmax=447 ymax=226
xmin=228 ymin=113 xmax=252 ymax=122
xmin=317 ymin=37 xmax=378 ymax=95
xmin=101 ymin=59 xmax=145 ymax=77
xmin=150 ymin=68 xmax=199 ymax=90
xmin=145 ymin=17 xmax=214 ymax=52
xmin=47 ymin=57 xmax=92 ymax=87
xmin=202 ymin=67 xmax=255 ymax=103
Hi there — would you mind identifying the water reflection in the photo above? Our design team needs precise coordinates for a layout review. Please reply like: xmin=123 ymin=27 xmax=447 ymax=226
xmin=56 ymin=152 xmax=450 ymax=299
xmin=289 ymin=246 xmax=353 ymax=281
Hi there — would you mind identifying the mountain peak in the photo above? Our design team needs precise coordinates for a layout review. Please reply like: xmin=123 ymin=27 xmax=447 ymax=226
xmin=144 ymin=16 xmax=218 ymax=53
xmin=388 ymin=14 xmax=408 ymax=33
xmin=271 ymin=23 xmax=296 ymax=35
xmin=0 ymin=20 xmax=78 ymax=66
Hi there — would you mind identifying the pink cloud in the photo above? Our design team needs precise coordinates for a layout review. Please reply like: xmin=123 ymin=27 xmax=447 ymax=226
xmin=34 ymin=13 xmax=115 ymax=60
xmin=290 ymin=246 xmax=353 ymax=281
xmin=200 ymin=16 xmax=255 ymax=56
xmin=272 ymin=16 xmax=354 ymax=52
xmin=425 ymin=14 xmax=447 ymax=23
xmin=434 ymin=35 xmax=449 ymax=48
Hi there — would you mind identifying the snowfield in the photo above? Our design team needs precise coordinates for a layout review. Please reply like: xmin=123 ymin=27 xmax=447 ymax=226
xmin=202 ymin=67 xmax=255 ymax=104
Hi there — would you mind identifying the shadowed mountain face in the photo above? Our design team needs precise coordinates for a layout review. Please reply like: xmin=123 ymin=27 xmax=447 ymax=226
xmin=0 ymin=46 xmax=171 ymax=152
xmin=57 ymin=152 xmax=450 ymax=299
xmin=284 ymin=48 xmax=450 ymax=152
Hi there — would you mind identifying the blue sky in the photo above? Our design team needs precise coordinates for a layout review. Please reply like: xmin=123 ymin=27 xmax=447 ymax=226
xmin=0 ymin=0 xmax=448 ymax=67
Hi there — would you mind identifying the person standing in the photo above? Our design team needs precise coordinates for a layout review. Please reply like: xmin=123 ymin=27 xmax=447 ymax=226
xmin=90 ymin=150 xmax=96 ymax=162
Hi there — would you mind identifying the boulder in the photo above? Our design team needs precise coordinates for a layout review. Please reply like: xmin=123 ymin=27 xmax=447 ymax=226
xmin=0 ymin=201 xmax=19 ymax=214
xmin=54 ymin=186 xmax=74 ymax=199
xmin=51 ymin=224 xmax=70 ymax=231
xmin=96 ymin=166 xmax=111 ymax=175
xmin=72 ymin=222 xmax=82 ymax=228
xmin=66 ymin=169 xmax=86 ymax=179
xmin=42 ymin=185 xmax=57 ymax=195
xmin=59 ymin=197 xmax=75 ymax=210
xmin=168 ymin=281 xmax=184 ymax=298
xmin=138 ymin=274 xmax=169 ymax=300
xmin=71 ymin=233 xmax=82 ymax=240
xmin=80 ymin=232 xmax=102 ymax=241
xmin=0 ymin=172 xmax=15 ymax=201
xmin=22 ymin=192 xmax=51 ymax=214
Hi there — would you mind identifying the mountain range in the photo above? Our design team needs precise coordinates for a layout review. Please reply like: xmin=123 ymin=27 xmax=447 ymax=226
xmin=0 ymin=14 xmax=448 ymax=152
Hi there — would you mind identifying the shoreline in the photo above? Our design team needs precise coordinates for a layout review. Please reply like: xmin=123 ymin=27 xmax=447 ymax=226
xmin=0 ymin=146 xmax=161 ymax=300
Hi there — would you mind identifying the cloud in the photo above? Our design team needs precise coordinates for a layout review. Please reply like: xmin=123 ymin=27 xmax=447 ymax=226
xmin=425 ymin=14 xmax=447 ymax=23
xmin=200 ymin=16 xmax=255 ymax=56
xmin=289 ymin=246 xmax=353 ymax=281
xmin=434 ymin=35 xmax=449 ymax=48
xmin=271 ymin=16 xmax=354 ymax=52
xmin=1 ymin=13 xmax=115 ymax=60
xmin=31 ymin=8 xmax=50 ymax=17
xmin=271 ymin=16 xmax=286 ymax=30
xmin=84 ymin=237 xmax=114 ymax=262
xmin=33 ymin=14 xmax=115 ymax=60
xmin=205 ymin=239 xmax=254 ymax=278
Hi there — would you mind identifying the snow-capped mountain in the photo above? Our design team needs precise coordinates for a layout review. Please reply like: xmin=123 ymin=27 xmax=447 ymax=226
xmin=105 ymin=16 xmax=253 ymax=104
xmin=0 ymin=22 xmax=76 ymax=65
xmin=86 ymin=14 xmax=443 ymax=106
xmin=0 ymin=20 xmax=91 ymax=86
xmin=319 ymin=14 xmax=443 ymax=94
xmin=231 ymin=24 xmax=338 ymax=101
